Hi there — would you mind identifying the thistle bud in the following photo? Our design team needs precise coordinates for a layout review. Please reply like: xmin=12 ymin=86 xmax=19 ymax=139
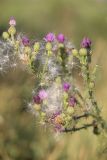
xmin=65 ymin=115 xmax=72 ymax=122
xmin=46 ymin=42 xmax=52 ymax=51
xmin=67 ymin=107 xmax=74 ymax=115
xmin=79 ymin=48 xmax=87 ymax=56
xmin=58 ymin=43 xmax=64 ymax=48
xmin=24 ymin=46 xmax=31 ymax=54
xmin=60 ymin=113 xmax=66 ymax=119
xmin=89 ymin=82 xmax=95 ymax=89
xmin=41 ymin=112 xmax=46 ymax=118
xmin=33 ymin=104 xmax=41 ymax=111
xmin=2 ymin=32 xmax=9 ymax=40
xmin=34 ymin=42 xmax=40 ymax=52
xmin=8 ymin=26 xmax=16 ymax=35
xmin=72 ymin=49 xmax=78 ymax=56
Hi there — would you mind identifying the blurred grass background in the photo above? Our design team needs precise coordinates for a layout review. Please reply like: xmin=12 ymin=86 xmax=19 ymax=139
xmin=0 ymin=0 xmax=107 ymax=159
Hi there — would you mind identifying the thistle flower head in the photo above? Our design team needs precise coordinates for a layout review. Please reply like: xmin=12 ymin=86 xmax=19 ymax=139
xmin=22 ymin=36 xmax=30 ymax=46
xmin=57 ymin=33 xmax=65 ymax=43
xmin=44 ymin=33 xmax=55 ymax=42
xmin=81 ymin=37 xmax=91 ymax=49
xmin=9 ymin=17 xmax=16 ymax=26
xmin=63 ymin=82 xmax=70 ymax=92
xmin=38 ymin=89 xmax=48 ymax=100
xmin=33 ymin=95 xmax=42 ymax=104
xmin=69 ymin=97 xmax=77 ymax=107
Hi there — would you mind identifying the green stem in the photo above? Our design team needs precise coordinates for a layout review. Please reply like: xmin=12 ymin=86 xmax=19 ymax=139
xmin=82 ymin=56 xmax=101 ymax=120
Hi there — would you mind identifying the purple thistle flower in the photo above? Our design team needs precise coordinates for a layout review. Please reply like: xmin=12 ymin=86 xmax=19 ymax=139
xmin=57 ymin=33 xmax=65 ymax=43
xmin=22 ymin=36 xmax=30 ymax=46
xmin=9 ymin=17 xmax=16 ymax=26
xmin=44 ymin=33 xmax=55 ymax=42
xmin=38 ymin=89 xmax=48 ymax=100
xmin=69 ymin=97 xmax=77 ymax=107
xmin=81 ymin=37 xmax=91 ymax=49
xmin=33 ymin=95 xmax=41 ymax=104
xmin=63 ymin=82 xmax=70 ymax=92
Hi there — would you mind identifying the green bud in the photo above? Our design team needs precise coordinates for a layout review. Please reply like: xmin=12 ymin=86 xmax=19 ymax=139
xmin=24 ymin=46 xmax=31 ymax=54
xmin=60 ymin=113 xmax=66 ymax=119
xmin=79 ymin=48 xmax=87 ymax=56
xmin=46 ymin=42 xmax=52 ymax=51
xmin=33 ymin=104 xmax=41 ymax=111
xmin=58 ymin=43 xmax=64 ymax=48
xmin=8 ymin=26 xmax=16 ymax=35
xmin=2 ymin=32 xmax=9 ymax=39
xmin=63 ymin=92 xmax=68 ymax=99
xmin=41 ymin=112 xmax=46 ymax=118
xmin=65 ymin=115 xmax=72 ymax=122
xmin=72 ymin=49 xmax=78 ymax=56
xmin=55 ymin=77 xmax=61 ymax=84
xmin=67 ymin=107 xmax=74 ymax=115
xmin=89 ymin=82 xmax=95 ymax=89
xmin=34 ymin=42 xmax=40 ymax=52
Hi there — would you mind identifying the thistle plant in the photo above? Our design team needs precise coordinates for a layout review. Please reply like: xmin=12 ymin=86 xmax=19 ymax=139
xmin=1 ymin=17 xmax=107 ymax=135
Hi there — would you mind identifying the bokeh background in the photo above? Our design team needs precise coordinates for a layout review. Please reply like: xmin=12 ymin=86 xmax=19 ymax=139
xmin=0 ymin=0 xmax=107 ymax=159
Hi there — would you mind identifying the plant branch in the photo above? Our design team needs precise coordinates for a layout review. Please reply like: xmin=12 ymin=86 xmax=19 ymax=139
xmin=62 ymin=122 xmax=94 ymax=133
xmin=73 ymin=113 xmax=89 ymax=120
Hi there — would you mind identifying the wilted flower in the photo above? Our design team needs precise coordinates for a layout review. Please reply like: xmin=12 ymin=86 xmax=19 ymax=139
xmin=54 ymin=115 xmax=63 ymax=124
xmin=9 ymin=17 xmax=16 ymax=26
xmin=44 ymin=33 xmax=55 ymax=42
xmin=22 ymin=36 xmax=30 ymax=46
xmin=81 ymin=37 xmax=91 ymax=49
xmin=57 ymin=33 xmax=65 ymax=43
xmin=63 ymin=82 xmax=70 ymax=92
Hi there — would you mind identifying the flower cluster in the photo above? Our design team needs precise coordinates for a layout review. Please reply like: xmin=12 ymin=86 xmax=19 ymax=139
xmin=0 ymin=17 xmax=106 ymax=134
